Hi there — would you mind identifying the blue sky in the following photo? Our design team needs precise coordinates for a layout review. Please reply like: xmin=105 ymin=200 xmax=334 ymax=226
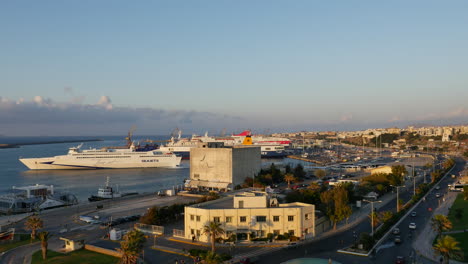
xmin=1 ymin=1 xmax=467 ymax=136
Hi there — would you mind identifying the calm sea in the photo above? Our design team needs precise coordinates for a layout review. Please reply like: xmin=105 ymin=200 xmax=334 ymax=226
xmin=0 ymin=136 xmax=309 ymax=203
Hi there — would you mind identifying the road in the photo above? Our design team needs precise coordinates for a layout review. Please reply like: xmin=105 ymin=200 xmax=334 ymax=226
xmin=257 ymin=158 xmax=465 ymax=264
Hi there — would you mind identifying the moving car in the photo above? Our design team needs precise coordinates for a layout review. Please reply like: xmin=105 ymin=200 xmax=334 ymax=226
xmin=436 ymin=193 xmax=441 ymax=198
xmin=392 ymin=228 xmax=400 ymax=235
xmin=435 ymin=186 xmax=440 ymax=190
xmin=411 ymin=211 xmax=417 ymax=217
xmin=395 ymin=256 xmax=405 ymax=264
xmin=409 ymin=223 xmax=417 ymax=229
xmin=394 ymin=235 xmax=401 ymax=244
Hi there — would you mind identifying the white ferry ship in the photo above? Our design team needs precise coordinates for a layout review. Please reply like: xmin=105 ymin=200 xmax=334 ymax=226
xmin=19 ymin=143 xmax=182 ymax=170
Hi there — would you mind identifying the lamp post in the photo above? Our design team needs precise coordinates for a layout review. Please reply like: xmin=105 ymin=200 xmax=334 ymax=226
xmin=364 ymin=199 xmax=382 ymax=237
xmin=390 ymin=185 xmax=404 ymax=212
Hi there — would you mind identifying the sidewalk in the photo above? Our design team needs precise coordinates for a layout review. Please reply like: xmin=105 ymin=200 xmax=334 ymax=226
xmin=412 ymin=191 xmax=464 ymax=264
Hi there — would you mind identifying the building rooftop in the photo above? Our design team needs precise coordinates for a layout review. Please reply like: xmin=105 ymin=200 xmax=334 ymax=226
xmin=189 ymin=193 xmax=313 ymax=210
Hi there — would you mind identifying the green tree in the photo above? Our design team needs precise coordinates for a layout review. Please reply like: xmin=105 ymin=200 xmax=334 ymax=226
xmin=315 ymin=169 xmax=326 ymax=179
xmin=391 ymin=165 xmax=407 ymax=176
xmin=433 ymin=235 xmax=462 ymax=264
xmin=431 ymin=215 xmax=453 ymax=237
xmin=464 ymin=186 xmax=468 ymax=201
xmin=293 ymin=164 xmax=306 ymax=179
xmin=117 ymin=229 xmax=146 ymax=264
xmin=25 ymin=215 xmax=43 ymax=240
xmin=203 ymin=251 xmax=222 ymax=264
xmin=368 ymin=211 xmax=380 ymax=228
xmin=320 ymin=186 xmax=351 ymax=230
xmin=284 ymin=174 xmax=295 ymax=189
xmin=38 ymin=231 xmax=51 ymax=260
xmin=380 ymin=211 xmax=393 ymax=223
xmin=203 ymin=221 xmax=225 ymax=253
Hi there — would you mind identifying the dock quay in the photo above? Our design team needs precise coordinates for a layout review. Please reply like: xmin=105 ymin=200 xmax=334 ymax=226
xmin=287 ymin=155 xmax=327 ymax=165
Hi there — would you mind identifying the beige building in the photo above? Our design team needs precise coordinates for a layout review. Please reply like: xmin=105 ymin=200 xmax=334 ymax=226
xmin=187 ymin=144 xmax=261 ymax=191
xmin=184 ymin=192 xmax=326 ymax=242
xmin=371 ymin=165 xmax=393 ymax=175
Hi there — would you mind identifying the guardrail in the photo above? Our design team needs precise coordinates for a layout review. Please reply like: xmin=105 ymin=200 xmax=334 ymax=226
xmin=134 ymin=223 xmax=164 ymax=235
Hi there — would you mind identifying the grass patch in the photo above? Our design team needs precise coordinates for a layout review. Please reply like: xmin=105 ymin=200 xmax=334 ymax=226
xmin=448 ymin=194 xmax=468 ymax=231
xmin=0 ymin=233 xmax=38 ymax=253
xmin=31 ymin=249 xmax=119 ymax=264
xmin=446 ymin=233 xmax=468 ymax=262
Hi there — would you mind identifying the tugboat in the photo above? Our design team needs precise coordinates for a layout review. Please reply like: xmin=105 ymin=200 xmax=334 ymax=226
xmin=88 ymin=177 xmax=122 ymax=202
xmin=88 ymin=177 xmax=137 ymax=202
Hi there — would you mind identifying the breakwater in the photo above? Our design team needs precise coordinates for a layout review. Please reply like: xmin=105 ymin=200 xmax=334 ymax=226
xmin=0 ymin=139 xmax=102 ymax=149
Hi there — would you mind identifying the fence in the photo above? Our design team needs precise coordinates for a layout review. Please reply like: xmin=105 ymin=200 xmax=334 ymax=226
xmin=173 ymin=229 xmax=185 ymax=238
xmin=84 ymin=244 xmax=122 ymax=258
xmin=134 ymin=223 xmax=164 ymax=235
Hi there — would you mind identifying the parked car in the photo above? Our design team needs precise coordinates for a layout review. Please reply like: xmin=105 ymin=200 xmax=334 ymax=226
xmin=435 ymin=186 xmax=440 ymax=190
xmin=285 ymin=242 xmax=298 ymax=249
xmin=409 ymin=223 xmax=417 ymax=229
xmin=395 ymin=256 xmax=405 ymax=264
xmin=392 ymin=228 xmax=400 ymax=235
xmin=411 ymin=211 xmax=417 ymax=217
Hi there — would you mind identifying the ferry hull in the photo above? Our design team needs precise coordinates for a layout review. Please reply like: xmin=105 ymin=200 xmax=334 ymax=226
xmin=20 ymin=156 xmax=182 ymax=170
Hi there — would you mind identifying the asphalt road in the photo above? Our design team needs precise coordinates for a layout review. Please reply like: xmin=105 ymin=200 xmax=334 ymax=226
xmin=257 ymin=158 xmax=465 ymax=264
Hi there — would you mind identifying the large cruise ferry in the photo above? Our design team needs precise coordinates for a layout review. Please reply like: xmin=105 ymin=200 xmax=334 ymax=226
xmin=19 ymin=143 xmax=182 ymax=170
xmin=159 ymin=130 xmax=290 ymax=159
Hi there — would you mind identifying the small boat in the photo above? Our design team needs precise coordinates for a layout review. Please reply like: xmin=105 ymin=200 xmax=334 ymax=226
xmin=88 ymin=177 xmax=137 ymax=202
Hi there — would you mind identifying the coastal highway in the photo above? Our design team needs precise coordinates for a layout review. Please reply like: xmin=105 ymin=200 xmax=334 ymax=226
xmin=257 ymin=158 xmax=463 ymax=264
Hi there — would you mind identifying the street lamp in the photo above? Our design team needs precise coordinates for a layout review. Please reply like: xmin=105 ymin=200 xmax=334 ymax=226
xmin=363 ymin=199 xmax=382 ymax=237
xmin=390 ymin=185 xmax=405 ymax=212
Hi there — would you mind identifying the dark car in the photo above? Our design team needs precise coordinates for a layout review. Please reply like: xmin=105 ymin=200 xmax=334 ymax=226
xmin=394 ymin=235 xmax=401 ymax=244
xmin=395 ymin=256 xmax=405 ymax=264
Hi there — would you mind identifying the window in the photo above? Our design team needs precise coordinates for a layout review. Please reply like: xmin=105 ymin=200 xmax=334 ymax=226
xmin=225 ymin=216 xmax=232 ymax=223
xmin=191 ymin=229 xmax=195 ymax=235
xmin=273 ymin=216 xmax=280 ymax=222
xmin=213 ymin=217 xmax=220 ymax=223
xmin=289 ymin=230 xmax=295 ymax=236
xmin=256 ymin=216 xmax=266 ymax=222
xmin=194 ymin=174 xmax=200 ymax=178
xmin=196 ymin=230 xmax=201 ymax=236
xmin=240 ymin=216 xmax=246 ymax=222
xmin=238 ymin=200 xmax=244 ymax=208
xmin=190 ymin=215 xmax=194 ymax=221
xmin=288 ymin=215 xmax=294 ymax=222
xmin=196 ymin=215 xmax=201 ymax=222
xmin=273 ymin=230 xmax=280 ymax=235
xmin=305 ymin=213 xmax=311 ymax=220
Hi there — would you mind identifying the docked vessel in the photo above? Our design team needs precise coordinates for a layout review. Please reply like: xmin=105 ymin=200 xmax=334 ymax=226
xmin=88 ymin=177 xmax=137 ymax=202
xmin=159 ymin=130 xmax=291 ymax=159
xmin=0 ymin=184 xmax=77 ymax=214
xmin=19 ymin=142 xmax=182 ymax=170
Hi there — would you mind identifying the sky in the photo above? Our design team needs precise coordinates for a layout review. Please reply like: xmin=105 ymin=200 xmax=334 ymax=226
xmin=1 ymin=1 xmax=467 ymax=136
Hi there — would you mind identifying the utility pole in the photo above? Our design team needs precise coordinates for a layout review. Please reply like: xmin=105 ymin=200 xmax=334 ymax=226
xmin=412 ymin=159 xmax=416 ymax=196
xmin=391 ymin=185 xmax=404 ymax=212
xmin=364 ymin=199 xmax=382 ymax=237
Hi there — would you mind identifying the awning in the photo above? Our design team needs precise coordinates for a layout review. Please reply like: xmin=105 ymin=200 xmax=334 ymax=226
xmin=187 ymin=180 xmax=230 ymax=189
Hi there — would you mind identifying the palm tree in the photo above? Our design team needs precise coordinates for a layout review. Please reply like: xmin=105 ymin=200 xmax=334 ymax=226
xmin=433 ymin=235 xmax=462 ymax=264
xmin=203 ymin=221 xmax=225 ymax=253
xmin=431 ymin=215 xmax=453 ymax=237
xmin=25 ymin=215 xmax=43 ymax=240
xmin=117 ymin=229 xmax=146 ymax=264
xmin=368 ymin=211 xmax=380 ymax=228
xmin=284 ymin=173 xmax=295 ymax=189
xmin=38 ymin=231 xmax=51 ymax=260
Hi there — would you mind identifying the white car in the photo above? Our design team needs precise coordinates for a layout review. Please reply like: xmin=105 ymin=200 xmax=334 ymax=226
xmin=411 ymin=211 xmax=417 ymax=217
xmin=409 ymin=223 xmax=417 ymax=229
xmin=435 ymin=193 xmax=441 ymax=198
xmin=435 ymin=186 xmax=440 ymax=190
